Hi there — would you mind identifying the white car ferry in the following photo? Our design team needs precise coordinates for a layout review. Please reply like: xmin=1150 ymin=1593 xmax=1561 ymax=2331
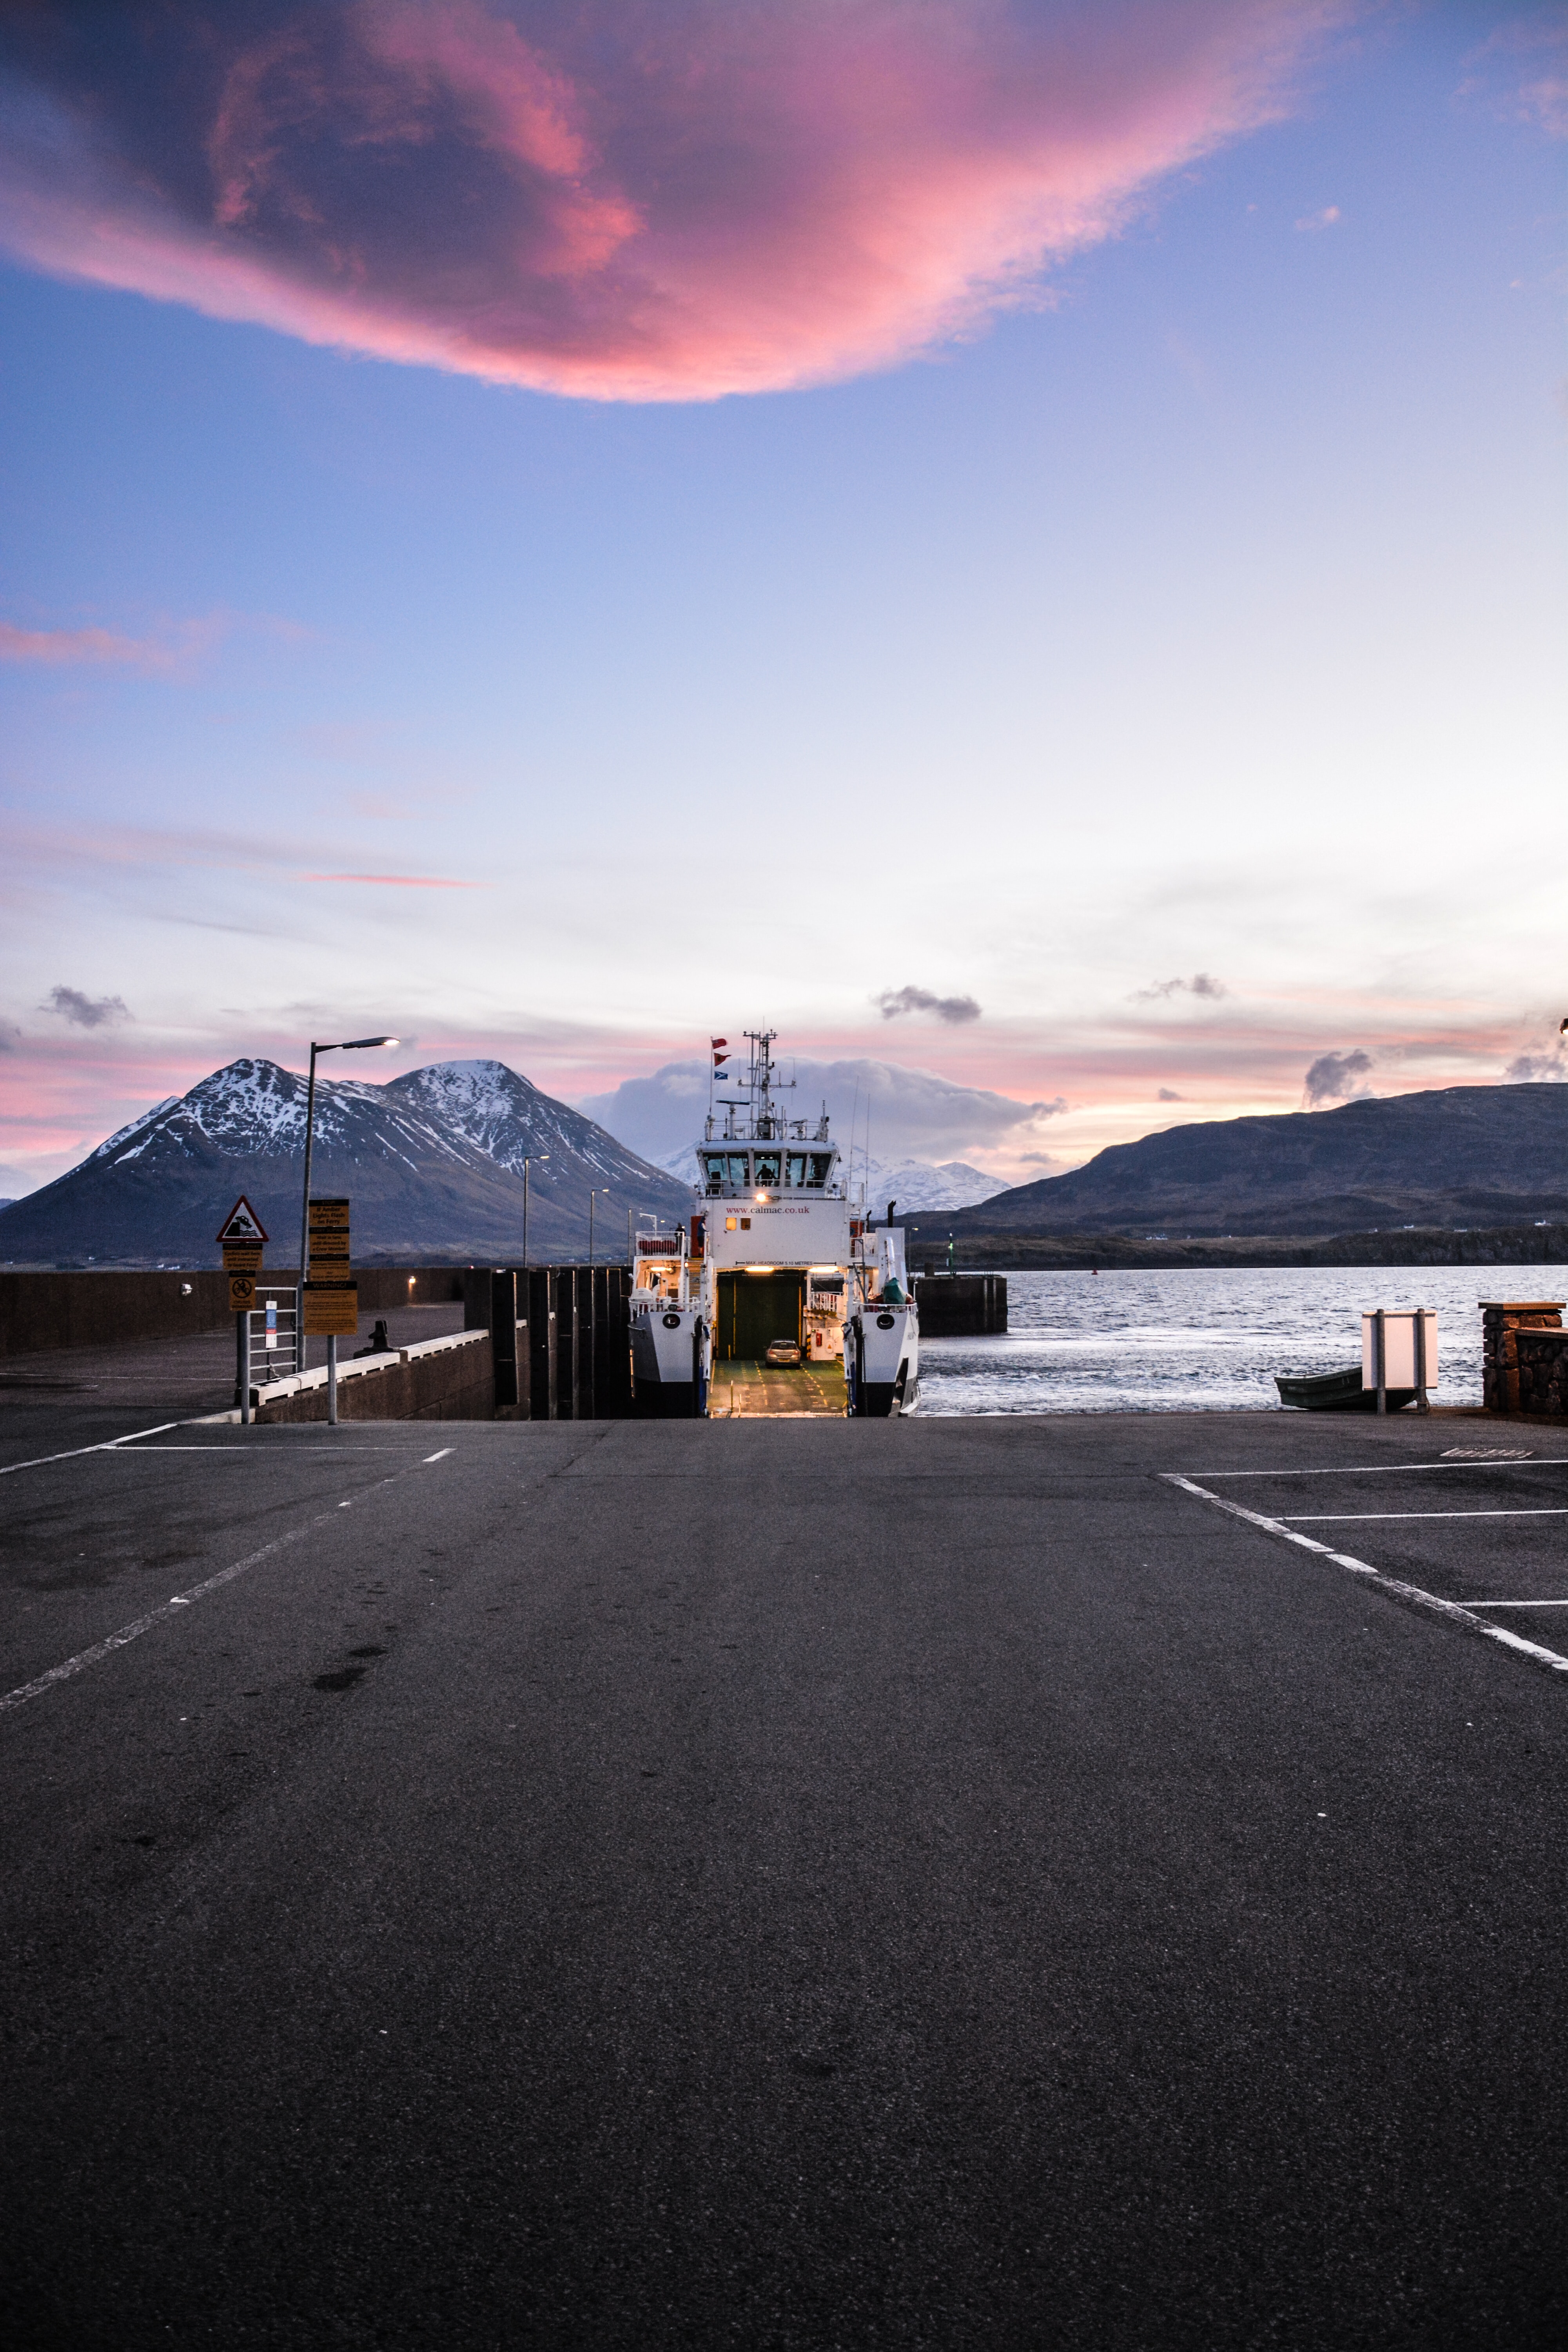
xmin=628 ymin=1031 xmax=919 ymax=1417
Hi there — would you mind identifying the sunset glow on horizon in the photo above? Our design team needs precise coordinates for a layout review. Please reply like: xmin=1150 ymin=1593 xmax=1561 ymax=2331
xmin=1 ymin=2 xmax=1563 ymax=1196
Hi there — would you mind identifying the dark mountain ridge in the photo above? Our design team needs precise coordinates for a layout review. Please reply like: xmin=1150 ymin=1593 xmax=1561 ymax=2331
xmin=938 ymin=1085 xmax=1568 ymax=1240
xmin=0 ymin=1058 xmax=691 ymax=1267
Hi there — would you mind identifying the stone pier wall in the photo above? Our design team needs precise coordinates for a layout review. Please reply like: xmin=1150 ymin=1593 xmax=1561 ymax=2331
xmin=1481 ymin=1301 xmax=1565 ymax=1414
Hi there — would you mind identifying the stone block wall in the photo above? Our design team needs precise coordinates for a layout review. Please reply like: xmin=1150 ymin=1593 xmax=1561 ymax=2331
xmin=1512 ymin=1328 xmax=1568 ymax=1417
xmin=1481 ymin=1301 xmax=1565 ymax=1413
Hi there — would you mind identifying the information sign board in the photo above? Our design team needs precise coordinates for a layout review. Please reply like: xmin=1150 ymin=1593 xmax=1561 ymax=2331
xmin=229 ymin=1273 xmax=257 ymax=1314
xmin=303 ymin=1280 xmax=359 ymax=1336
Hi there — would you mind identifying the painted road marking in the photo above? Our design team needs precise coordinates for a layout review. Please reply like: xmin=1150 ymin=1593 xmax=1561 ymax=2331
xmin=0 ymin=1524 xmax=324 ymax=1714
xmin=1466 ymin=1599 xmax=1568 ymax=1609
xmin=1191 ymin=1460 xmax=1567 ymax=1480
xmin=424 ymin=1448 xmax=452 ymax=1462
xmin=0 ymin=1423 xmax=183 ymax=1476
xmin=1161 ymin=1474 xmax=1568 ymax=1679
xmin=0 ymin=1457 xmax=428 ymax=1717
xmin=1282 ymin=1508 xmax=1568 ymax=1523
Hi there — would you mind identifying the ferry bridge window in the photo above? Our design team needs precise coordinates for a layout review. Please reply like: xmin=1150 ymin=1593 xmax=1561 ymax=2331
xmin=808 ymin=1154 xmax=833 ymax=1187
xmin=786 ymin=1152 xmax=808 ymax=1187
xmin=754 ymin=1152 xmax=781 ymax=1187
xmin=702 ymin=1154 xmax=726 ymax=1194
xmin=726 ymin=1154 xmax=750 ymax=1187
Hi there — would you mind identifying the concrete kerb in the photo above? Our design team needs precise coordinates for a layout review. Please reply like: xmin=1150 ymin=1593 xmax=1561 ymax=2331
xmin=196 ymin=1329 xmax=494 ymax=1426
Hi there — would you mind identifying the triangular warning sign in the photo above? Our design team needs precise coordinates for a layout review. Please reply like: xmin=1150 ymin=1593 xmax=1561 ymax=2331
xmin=216 ymin=1195 xmax=269 ymax=1246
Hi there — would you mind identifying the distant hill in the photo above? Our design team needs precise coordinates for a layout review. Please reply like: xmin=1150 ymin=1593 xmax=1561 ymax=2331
xmin=0 ymin=1058 xmax=691 ymax=1267
xmin=934 ymin=1085 xmax=1568 ymax=1241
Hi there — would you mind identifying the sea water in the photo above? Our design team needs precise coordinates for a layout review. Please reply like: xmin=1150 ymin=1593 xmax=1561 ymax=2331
xmin=915 ymin=1266 xmax=1541 ymax=1415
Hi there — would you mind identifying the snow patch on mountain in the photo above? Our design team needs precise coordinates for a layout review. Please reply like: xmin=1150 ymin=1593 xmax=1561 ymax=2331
xmin=88 ymin=1098 xmax=180 ymax=1164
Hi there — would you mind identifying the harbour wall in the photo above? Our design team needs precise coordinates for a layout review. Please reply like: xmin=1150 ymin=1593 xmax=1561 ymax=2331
xmin=249 ymin=1330 xmax=497 ymax=1425
xmin=0 ymin=1267 xmax=465 ymax=1359
xmin=913 ymin=1274 xmax=1007 ymax=1336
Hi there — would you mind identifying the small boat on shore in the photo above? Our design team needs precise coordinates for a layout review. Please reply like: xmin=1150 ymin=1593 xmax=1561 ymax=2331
xmin=1276 ymin=1366 xmax=1416 ymax=1412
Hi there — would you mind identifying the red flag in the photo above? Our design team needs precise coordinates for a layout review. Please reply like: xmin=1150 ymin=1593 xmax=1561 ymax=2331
xmin=710 ymin=1036 xmax=727 ymax=1047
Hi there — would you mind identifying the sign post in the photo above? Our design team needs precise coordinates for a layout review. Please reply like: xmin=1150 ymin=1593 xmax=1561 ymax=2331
xmin=218 ymin=1198 xmax=269 ymax=1426
xmin=305 ymin=1198 xmax=356 ymax=1425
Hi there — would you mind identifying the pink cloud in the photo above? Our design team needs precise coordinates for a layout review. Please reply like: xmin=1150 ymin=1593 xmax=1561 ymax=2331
xmin=0 ymin=617 xmax=222 ymax=672
xmin=0 ymin=2 xmax=1349 ymax=401
xmin=1461 ymin=15 xmax=1568 ymax=142
xmin=301 ymin=871 xmax=483 ymax=887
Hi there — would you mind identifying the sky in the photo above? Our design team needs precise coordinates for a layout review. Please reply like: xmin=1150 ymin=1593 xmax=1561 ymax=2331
xmin=0 ymin=0 xmax=1563 ymax=1196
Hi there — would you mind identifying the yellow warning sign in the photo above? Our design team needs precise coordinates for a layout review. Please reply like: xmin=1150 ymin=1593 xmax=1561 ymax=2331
xmin=303 ymin=1281 xmax=359 ymax=1336
xmin=229 ymin=1273 xmax=257 ymax=1314
xmin=223 ymin=1243 xmax=264 ymax=1274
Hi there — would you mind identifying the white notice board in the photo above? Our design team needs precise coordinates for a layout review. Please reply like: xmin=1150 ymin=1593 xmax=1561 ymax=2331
xmin=1361 ymin=1310 xmax=1438 ymax=1390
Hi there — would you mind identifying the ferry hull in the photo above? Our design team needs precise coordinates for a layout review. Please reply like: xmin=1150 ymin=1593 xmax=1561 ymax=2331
xmin=847 ymin=1303 xmax=919 ymax=1417
xmin=631 ymin=1307 xmax=706 ymax=1418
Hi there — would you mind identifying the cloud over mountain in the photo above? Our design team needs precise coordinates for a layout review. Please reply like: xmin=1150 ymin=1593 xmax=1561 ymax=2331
xmin=580 ymin=1054 xmax=1063 ymax=1172
xmin=1303 ymin=1047 xmax=1373 ymax=1105
xmin=0 ymin=2 xmax=1341 ymax=401
xmin=43 ymin=986 xmax=130 ymax=1029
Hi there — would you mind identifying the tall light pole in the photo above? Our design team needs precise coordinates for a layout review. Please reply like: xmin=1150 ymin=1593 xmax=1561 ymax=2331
xmin=295 ymin=1034 xmax=399 ymax=1373
xmin=522 ymin=1154 xmax=549 ymax=1271
xmin=588 ymin=1186 xmax=608 ymax=1268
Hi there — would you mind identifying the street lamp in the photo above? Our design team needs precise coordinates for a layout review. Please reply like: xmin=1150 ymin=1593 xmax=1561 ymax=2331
xmin=587 ymin=1186 xmax=609 ymax=1268
xmin=295 ymin=1034 xmax=399 ymax=1373
xmin=522 ymin=1154 xmax=549 ymax=1270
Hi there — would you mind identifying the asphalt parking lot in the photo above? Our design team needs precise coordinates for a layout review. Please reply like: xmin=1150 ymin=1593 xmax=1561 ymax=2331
xmin=1169 ymin=1432 xmax=1568 ymax=1677
xmin=2 ymin=1404 xmax=1565 ymax=2350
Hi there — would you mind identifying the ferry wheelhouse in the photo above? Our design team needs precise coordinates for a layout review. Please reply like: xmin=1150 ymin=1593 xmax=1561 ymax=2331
xmin=628 ymin=1031 xmax=918 ymax=1417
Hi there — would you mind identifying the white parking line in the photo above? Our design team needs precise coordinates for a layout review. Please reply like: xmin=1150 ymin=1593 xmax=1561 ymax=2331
xmin=1468 ymin=1599 xmax=1568 ymax=1609
xmin=1162 ymin=1474 xmax=1568 ymax=1678
xmin=1283 ymin=1508 xmax=1568 ymax=1523
xmin=1191 ymin=1460 xmax=1567 ymax=1479
xmin=0 ymin=1454 xmax=430 ymax=1717
xmin=0 ymin=1423 xmax=181 ymax=1475
xmin=0 ymin=1520 xmax=321 ymax=1714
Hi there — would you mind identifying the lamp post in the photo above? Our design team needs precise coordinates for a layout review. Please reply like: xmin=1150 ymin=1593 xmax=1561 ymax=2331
xmin=588 ymin=1187 xmax=608 ymax=1268
xmin=522 ymin=1154 xmax=549 ymax=1271
xmin=295 ymin=1034 xmax=399 ymax=1380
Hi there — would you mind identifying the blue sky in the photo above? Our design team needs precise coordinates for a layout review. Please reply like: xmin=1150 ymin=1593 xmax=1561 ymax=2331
xmin=0 ymin=2 xmax=1563 ymax=1193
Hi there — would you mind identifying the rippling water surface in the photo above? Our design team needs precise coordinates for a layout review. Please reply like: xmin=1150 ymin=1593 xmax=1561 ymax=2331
xmin=915 ymin=1267 xmax=1531 ymax=1415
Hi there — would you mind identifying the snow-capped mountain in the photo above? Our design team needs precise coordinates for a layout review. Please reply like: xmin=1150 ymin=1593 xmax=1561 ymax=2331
xmin=860 ymin=1158 xmax=1008 ymax=1214
xmin=0 ymin=1058 xmax=690 ymax=1267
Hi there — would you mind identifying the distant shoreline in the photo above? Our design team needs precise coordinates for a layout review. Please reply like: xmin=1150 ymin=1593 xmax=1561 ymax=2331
xmin=6 ymin=1220 xmax=1568 ymax=1278
xmin=909 ymin=1223 xmax=1568 ymax=1274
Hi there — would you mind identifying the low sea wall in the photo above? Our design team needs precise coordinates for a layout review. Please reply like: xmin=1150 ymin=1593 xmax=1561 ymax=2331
xmin=0 ymin=1267 xmax=465 ymax=1359
xmin=913 ymin=1274 xmax=1007 ymax=1336
xmin=247 ymin=1329 xmax=495 ymax=1425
